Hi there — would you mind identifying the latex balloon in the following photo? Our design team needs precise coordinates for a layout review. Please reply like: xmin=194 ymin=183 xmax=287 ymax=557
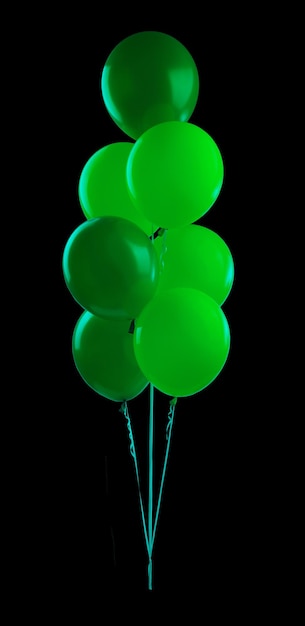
xmin=101 ymin=31 xmax=199 ymax=140
xmin=78 ymin=142 xmax=158 ymax=236
xmin=72 ymin=311 xmax=149 ymax=402
xmin=127 ymin=121 xmax=224 ymax=229
xmin=154 ymin=225 xmax=234 ymax=305
xmin=133 ymin=287 xmax=230 ymax=397
xmin=62 ymin=216 xmax=160 ymax=320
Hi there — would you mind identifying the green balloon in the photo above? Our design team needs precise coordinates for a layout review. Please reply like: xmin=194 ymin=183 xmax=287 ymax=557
xmin=127 ymin=121 xmax=224 ymax=229
xmin=72 ymin=311 xmax=149 ymax=402
xmin=78 ymin=142 xmax=158 ymax=236
xmin=62 ymin=216 xmax=160 ymax=320
xmin=101 ymin=31 xmax=199 ymax=140
xmin=154 ymin=225 xmax=234 ymax=305
xmin=133 ymin=287 xmax=230 ymax=397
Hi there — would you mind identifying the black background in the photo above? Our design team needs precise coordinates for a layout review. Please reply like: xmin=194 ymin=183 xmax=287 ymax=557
xmin=10 ymin=6 xmax=298 ymax=614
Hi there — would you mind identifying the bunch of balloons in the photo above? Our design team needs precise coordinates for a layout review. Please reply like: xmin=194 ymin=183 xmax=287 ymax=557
xmin=62 ymin=30 xmax=234 ymax=403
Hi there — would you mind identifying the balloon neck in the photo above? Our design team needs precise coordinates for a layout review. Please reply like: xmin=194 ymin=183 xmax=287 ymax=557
xmin=149 ymin=227 xmax=166 ymax=240
xmin=128 ymin=319 xmax=135 ymax=334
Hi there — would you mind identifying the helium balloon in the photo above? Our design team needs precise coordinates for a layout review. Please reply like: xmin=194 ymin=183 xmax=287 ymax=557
xmin=72 ymin=311 xmax=149 ymax=402
xmin=78 ymin=142 xmax=158 ymax=236
xmin=127 ymin=121 xmax=224 ymax=229
xmin=101 ymin=30 xmax=199 ymax=140
xmin=154 ymin=225 xmax=234 ymax=305
xmin=62 ymin=216 xmax=160 ymax=320
xmin=133 ymin=287 xmax=230 ymax=397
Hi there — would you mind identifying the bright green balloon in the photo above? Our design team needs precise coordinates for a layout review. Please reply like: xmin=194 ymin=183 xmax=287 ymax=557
xmin=78 ymin=142 xmax=158 ymax=236
xmin=133 ymin=287 xmax=230 ymax=397
xmin=154 ymin=225 xmax=234 ymax=305
xmin=72 ymin=311 xmax=149 ymax=402
xmin=62 ymin=216 xmax=160 ymax=320
xmin=101 ymin=31 xmax=199 ymax=140
xmin=127 ymin=121 xmax=224 ymax=229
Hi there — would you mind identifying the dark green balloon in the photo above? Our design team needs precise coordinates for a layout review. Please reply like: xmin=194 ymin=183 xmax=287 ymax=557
xmin=62 ymin=216 xmax=160 ymax=320
xmin=72 ymin=311 xmax=149 ymax=402
xmin=101 ymin=31 xmax=199 ymax=140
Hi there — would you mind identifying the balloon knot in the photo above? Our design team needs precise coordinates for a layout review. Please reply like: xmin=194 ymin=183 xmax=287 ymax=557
xmin=119 ymin=401 xmax=126 ymax=414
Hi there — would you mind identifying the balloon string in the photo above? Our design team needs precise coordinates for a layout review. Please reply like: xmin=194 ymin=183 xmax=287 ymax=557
xmin=159 ymin=228 xmax=168 ymax=276
xmin=151 ymin=397 xmax=177 ymax=550
xmin=120 ymin=401 xmax=150 ymax=555
xmin=148 ymin=383 xmax=154 ymax=590
xmin=148 ymin=231 xmax=155 ymax=591
xmin=121 ymin=392 xmax=177 ymax=591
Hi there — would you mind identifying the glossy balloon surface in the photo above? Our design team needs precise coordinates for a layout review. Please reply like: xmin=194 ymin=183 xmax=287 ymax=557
xmin=72 ymin=311 xmax=149 ymax=401
xmin=127 ymin=121 xmax=224 ymax=229
xmin=101 ymin=31 xmax=199 ymax=140
xmin=154 ymin=225 xmax=234 ymax=305
xmin=133 ymin=287 xmax=230 ymax=397
xmin=78 ymin=142 xmax=158 ymax=236
xmin=62 ymin=216 xmax=160 ymax=320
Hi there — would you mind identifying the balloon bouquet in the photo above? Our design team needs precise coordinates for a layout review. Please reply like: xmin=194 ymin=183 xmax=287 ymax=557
xmin=62 ymin=31 xmax=234 ymax=590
